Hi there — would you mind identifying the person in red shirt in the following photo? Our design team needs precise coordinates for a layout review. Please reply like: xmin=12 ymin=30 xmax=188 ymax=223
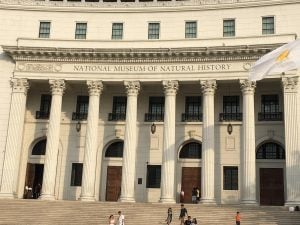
xmin=235 ymin=212 xmax=241 ymax=225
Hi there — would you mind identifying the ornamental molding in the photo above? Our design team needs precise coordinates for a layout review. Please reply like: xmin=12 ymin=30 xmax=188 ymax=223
xmin=124 ymin=81 xmax=140 ymax=95
xmin=3 ymin=44 xmax=282 ymax=63
xmin=200 ymin=80 xmax=217 ymax=95
xmin=162 ymin=80 xmax=179 ymax=95
xmin=282 ymin=76 xmax=298 ymax=93
xmin=239 ymin=79 xmax=256 ymax=94
xmin=10 ymin=78 xmax=29 ymax=95
xmin=87 ymin=80 xmax=103 ymax=96
xmin=49 ymin=79 xmax=65 ymax=95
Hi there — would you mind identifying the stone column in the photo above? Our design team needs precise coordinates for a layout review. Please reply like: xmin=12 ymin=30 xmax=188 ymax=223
xmin=240 ymin=79 xmax=257 ymax=205
xmin=200 ymin=80 xmax=217 ymax=204
xmin=282 ymin=77 xmax=300 ymax=206
xmin=40 ymin=79 xmax=65 ymax=200
xmin=80 ymin=81 xmax=103 ymax=201
xmin=160 ymin=80 xmax=178 ymax=203
xmin=0 ymin=78 xmax=29 ymax=199
xmin=120 ymin=81 xmax=140 ymax=202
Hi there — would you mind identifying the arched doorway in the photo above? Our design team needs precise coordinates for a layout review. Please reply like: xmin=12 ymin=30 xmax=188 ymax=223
xmin=104 ymin=140 xmax=124 ymax=201
xmin=257 ymin=142 xmax=285 ymax=206
xmin=24 ymin=139 xmax=46 ymax=199
xmin=179 ymin=141 xmax=202 ymax=203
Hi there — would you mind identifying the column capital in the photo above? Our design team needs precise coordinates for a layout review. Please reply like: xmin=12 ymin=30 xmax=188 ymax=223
xmin=49 ymin=79 xmax=65 ymax=96
xmin=10 ymin=78 xmax=29 ymax=95
xmin=162 ymin=80 xmax=179 ymax=95
xmin=87 ymin=80 xmax=103 ymax=96
xmin=124 ymin=81 xmax=140 ymax=95
xmin=240 ymin=79 xmax=256 ymax=94
xmin=282 ymin=77 xmax=298 ymax=93
xmin=200 ymin=80 xmax=217 ymax=95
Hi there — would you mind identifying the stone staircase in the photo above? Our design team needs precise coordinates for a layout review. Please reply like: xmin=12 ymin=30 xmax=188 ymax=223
xmin=0 ymin=200 xmax=300 ymax=225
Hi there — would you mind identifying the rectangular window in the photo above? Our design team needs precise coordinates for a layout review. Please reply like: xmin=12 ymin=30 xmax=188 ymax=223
xmin=185 ymin=21 xmax=197 ymax=38
xmin=75 ymin=23 xmax=87 ymax=39
xmin=36 ymin=94 xmax=52 ymax=119
xmin=223 ymin=19 xmax=235 ymax=37
xmin=148 ymin=23 xmax=160 ymax=39
xmin=112 ymin=23 xmax=123 ymax=40
xmin=70 ymin=163 xmax=83 ymax=186
xmin=223 ymin=96 xmax=240 ymax=114
xmin=223 ymin=166 xmax=238 ymax=190
xmin=145 ymin=96 xmax=164 ymax=121
xmin=261 ymin=95 xmax=279 ymax=113
xmin=146 ymin=165 xmax=161 ymax=188
xmin=262 ymin=16 xmax=274 ymax=35
xmin=108 ymin=96 xmax=127 ymax=121
xmin=39 ymin=22 xmax=51 ymax=38
xmin=76 ymin=96 xmax=89 ymax=114
xmin=185 ymin=96 xmax=201 ymax=114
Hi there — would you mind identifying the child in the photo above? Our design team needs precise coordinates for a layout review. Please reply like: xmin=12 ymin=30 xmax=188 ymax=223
xmin=166 ymin=207 xmax=172 ymax=225
xmin=235 ymin=212 xmax=241 ymax=225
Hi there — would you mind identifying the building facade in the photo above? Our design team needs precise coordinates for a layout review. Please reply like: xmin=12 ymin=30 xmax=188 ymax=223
xmin=0 ymin=0 xmax=300 ymax=206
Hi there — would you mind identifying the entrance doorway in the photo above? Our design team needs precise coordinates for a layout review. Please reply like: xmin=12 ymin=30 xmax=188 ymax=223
xmin=181 ymin=167 xmax=201 ymax=203
xmin=260 ymin=168 xmax=284 ymax=206
xmin=24 ymin=163 xmax=44 ymax=199
xmin=106 ymin=166 xmax=122 ymax=201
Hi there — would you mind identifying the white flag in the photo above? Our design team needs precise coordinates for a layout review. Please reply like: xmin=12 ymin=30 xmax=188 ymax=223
xmin=249 ymin=39 xmax=300 ymax=81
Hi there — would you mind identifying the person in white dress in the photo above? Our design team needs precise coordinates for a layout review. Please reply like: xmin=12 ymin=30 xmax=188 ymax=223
xmin=109 ymin=215 xmax=115 ymax=225
xmin=118 ymin=211 xmax=125 ymax=225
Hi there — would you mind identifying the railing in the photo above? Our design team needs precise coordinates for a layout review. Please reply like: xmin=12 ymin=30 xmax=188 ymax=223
xmin=219 ymin=113 xmax=242 ymax=121
xmin=108 ymin=113 xmax=126 ymax=121
xmin=181 ymin=113 xmax=203 ymax=122
xmin=258 ymin=112 xmax=283 ymax=121
xmin=145 ymin=113 xmax=164 ymax=122
xmin=72 ymin=112 xmax=88 ymax=120
xmin=36 ymin=111 xmax=50 ymax=119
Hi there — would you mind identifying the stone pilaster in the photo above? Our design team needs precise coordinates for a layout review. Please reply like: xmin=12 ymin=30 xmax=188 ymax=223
xmin=40 ymin=79 xmax=65 ymax=200
xmin=200 ymin=80 xmax=217 ymax=204
xmin=239 ymin=79 xmax=257 ymax=205
xmin=80 ymin=81 xmax=103 ymax=201
xmin=120 ymin=81 xmax=140 ymax=202
xmin=0 ymin=78 xmax=29 ymax=199
xmin=282 ymin=77 xmax=300 ymax=206
xmin=160 ymin=80 xmax=178 ymax=203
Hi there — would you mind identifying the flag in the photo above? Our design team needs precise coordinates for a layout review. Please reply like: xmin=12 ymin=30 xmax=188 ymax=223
xmin=249 ymin=39 xmax=300 ymax=81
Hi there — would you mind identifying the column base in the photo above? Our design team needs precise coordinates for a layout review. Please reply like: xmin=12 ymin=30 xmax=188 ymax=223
xmin=39 ymin=193 xmax=56 ymax=201
xmin=240 ymin=199 xmax=258 ymax=206
xmin=119 ymin=196 xmax=135 ymax=203
xmin=79 ymin=195 xmax=96 ymax=202
xmin=285 ymin=201 xmax=300 ymax=207
xmin=0 ymin=192 xmax=15 ymax=199
xmin=159 ymin=197 xmax=176 ymax=204
xmin=200 ymin=198 xmax=216 ymax=205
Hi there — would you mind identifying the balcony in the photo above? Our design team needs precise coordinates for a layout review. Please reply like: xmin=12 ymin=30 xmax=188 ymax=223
xmin=36 ymin=111 xmax=50 ymax=119
xmin=181 ymin=113 xmax=203 ymax=122
xmin=108 ymin=113 xmax=126 ymax=121
xmin=219 ymin=113 xmax=242 ymax=122
xmin=72 ymin=112 xmax=88 ymax=120
xmin=258 ymin=112 xmax=283 ymax=121
xmin=145 ymin=113 xmax=164 ymax=122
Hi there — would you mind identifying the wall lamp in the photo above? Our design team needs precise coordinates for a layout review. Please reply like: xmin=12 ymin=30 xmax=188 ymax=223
xmin=150 ymin=123 xmax=156 ymax=134
xmin=76 ymin=120 xmax=81 ymax=132
xmin=227 ymin=123 xmax=233 ymax=135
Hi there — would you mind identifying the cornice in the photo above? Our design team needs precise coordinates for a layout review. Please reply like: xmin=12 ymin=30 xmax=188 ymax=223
xmin=2 ymin=44 xmax=283 ymax=63
xmin=0 ymin=0 xmax=300 ymax=13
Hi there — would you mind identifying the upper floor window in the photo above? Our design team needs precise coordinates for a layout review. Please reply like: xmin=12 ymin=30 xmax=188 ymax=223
xmin=72 ymin=96 xmax=89 ymax=120
xmin=262 ymin=16 xmax=275 ymax=35
xmin=182 ymin=96 xmax=202 ymax=122
xmin=105 ymin=141 xmax=124 ymax=158
xmin=258 ymin=94 xmax=282 ymax=121
xmin=112 ymin=23 xmax=123 ymax=40
xmin=145 ymin=96 xmax=164 ymax=121
xmin=185 ymin=21 xmax=197 ymax=38
xmin=75 ymin=22 xmax=87 ymax=39
xmin=70 ymin=163 xmax=83 ymax=186
xmin=220 ymin=96 xmax=242 ymax=121
xmin=223 ymin=166 xmax=238 ymax=190
xmin=32 ymin=139 xmax=47 ymax=155
xmin=109 ymin=96 xmax=127 ymax=121
xmin=179 ymin=142 xmax=202 ymax=159
xmin=256 ymin=142 xmax=285 ymax=159
xmin=148 ymin=23 xmax=160 ymax=40
xmin=39 ymin=22 xmax=51 ymax=38
xmin=223 ymin=19 xmax=235 ymax=37
xmin=36 ymin=94 xmax=51 ymax=119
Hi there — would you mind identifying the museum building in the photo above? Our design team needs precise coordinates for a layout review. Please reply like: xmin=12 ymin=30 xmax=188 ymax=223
xmin=0 ymin=0 xmax=300 ymax=206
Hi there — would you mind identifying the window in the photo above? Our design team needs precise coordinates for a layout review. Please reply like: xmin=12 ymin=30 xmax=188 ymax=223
xmin=112 ymin=23 xmax=123 ymax=40
xmin=146 ymin=165 xmax=161 ymax=188
xmin=145 ymin=96 xmax=164 ymax=121
xmin=220 ymin=96 xmax=241 ymax=121
xmin=223 ymin=166 xmax=238 ymax=190
xmin=179 ymin=142 xmax=202 ymax=159
xmin=185 ymin=21 xmax=197 ymax=38
xmin=72 ymin=96 xmax=89 ymax=120
xmin=105 ymin=141 xmax=124 ymax=158
xmin=32 ymin=139 xmax=47 ymax=155
xmin=109 ymin=96 xmax=127 ymax=121
xmin=256 ymin=142 xmax=285 ymax=159
xmin=223 ymin=19 xmax=235 ymax=37
xmin=70 ymin=163 xmax=83 ymax=186
xmin=148 ymin=23 xmax=160 ymax=39
xmin=182 ymin=96 xmax=202 ymax=121
xmin=75 ymin=23 xmax=87 ymax=39
xmin=262 ymin=16 xmax=274 ymax=35
xmin=39 ymin=22 xmax=51 ymax=38
xmin=36 ymin=94 xmax=52 ymax=119
xmin=259 ymin=95 xmax=282 ymax=121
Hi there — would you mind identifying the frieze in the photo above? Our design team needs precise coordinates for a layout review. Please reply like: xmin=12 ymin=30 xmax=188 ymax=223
xmin=17 ymin=63 xmax=62 ymax=72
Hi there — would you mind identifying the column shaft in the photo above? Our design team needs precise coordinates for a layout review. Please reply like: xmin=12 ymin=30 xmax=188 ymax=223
xmin=0 ymin=79 xmax=29 ymax=199
xmin=120 ymin=81 xmax=140 ymax=202
xmin=200 ymin=80 xmax=216 ymax=204
xmin=80 ymin=81 xmax=103 ymax=201
xmin=160 ymin=80 xmax=178 ymax=203
xmin=40 ymin=80 xmax=65 ymax=200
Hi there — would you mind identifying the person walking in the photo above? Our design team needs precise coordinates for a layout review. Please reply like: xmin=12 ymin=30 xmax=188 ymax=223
xmin=108 ymin=215 xmax=115 ymax=225
xmin=235 ymin=212 xmax=241 ymax=225
xmin=179 ymin=204 xmax=188 ymax=225
xmin=118 ymin=211 xmax=125 ymax=225
xmin=166 ymin=207 xmax=172 ymax=225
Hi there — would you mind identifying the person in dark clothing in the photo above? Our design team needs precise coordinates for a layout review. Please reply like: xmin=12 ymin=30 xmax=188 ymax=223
xmin=184 ymin=216 xmax=192 ymax=225
xmin=179 ymin=204 xmax=188 ymax=225
xmin=166 ymin=207 xmax=172 ymax=225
